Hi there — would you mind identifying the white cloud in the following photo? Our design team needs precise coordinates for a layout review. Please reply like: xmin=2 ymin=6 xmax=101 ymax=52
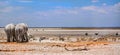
xmin=0 ymin=1 xmax=9 ymax=6
xmin=34 ymin=2 xmax=120 ymax=20
xmin=80 ymin=6 xmax=108 ymax=14
xmin=31 ymin=2 xmax=120 ymax=19
xmin=36 ymin=9 xmax=79 ymax=17
xmin=0 ymin=6 xmax=13 ymax=12
xmin=0 ymin=6 xmax=24 ymax=13
xmin=102 ymin=3 xmax=107 ymax=6
xmin=18 ymin=0 xmax=33 ymax=3
xmin=81 ymin=6 xmax=96 ymax=11
xmin=0 ymin=2 xmax=120 ymax=27
xmin=0 ymin=0 xmax=24 ymax=13
xmin=91 ymin=0 xmax=99 ymax=3
xmin=105 ymin=2 xmax=120 ymax=13
xmin=114 ymin=2 xmax=120 ymax=8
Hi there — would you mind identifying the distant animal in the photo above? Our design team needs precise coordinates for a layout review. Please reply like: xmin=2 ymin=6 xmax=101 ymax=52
xmin=4 ymin=23 xmax=16 ymax=42
xmin=15 ymin=23 xmax=28 ymax=42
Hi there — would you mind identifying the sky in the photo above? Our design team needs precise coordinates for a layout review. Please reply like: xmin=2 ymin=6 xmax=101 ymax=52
xmin=0 ymin=0 xmax=120 ymax=27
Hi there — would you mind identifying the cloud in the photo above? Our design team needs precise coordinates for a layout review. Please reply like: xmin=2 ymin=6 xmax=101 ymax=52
xmin=28 ymin=3 xmax=120 ymax=27
xmin=0 ymin=0 xmax=24 ymax=13
xmin=81 ymin=6 xmax=108 ymax=14
xmin=0 ymin=1 xmax=9 ymax=6
xmin=0 ymin=2 xmax=120 ymax=27
xmin=37 ymin=2 xmax=118 ymax=16
xmin=107 ymin=2 xmax=120 ymax=13
xmin=102 ymin=3 xmax=107 ymax=6
xmin=36 ymin=5 xmax=108 ymax=17
xmin=91 ymin=0 xmax=99 ymax=3
xmin=114 ymin=2 xmax=120 ymax=9
xmin=36 ymin=9 xmax=79 ymax=17
xmin=0 ymin=6 xmax=13 ymax=12
xmin=18 ymin=0 xmax=33 ymax=3
xmin=0 ymin=6 xmax=24 ymax=13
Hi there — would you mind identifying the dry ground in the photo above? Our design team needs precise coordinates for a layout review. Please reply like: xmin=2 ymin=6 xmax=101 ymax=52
xmin=0 ymin=41 xmax=120 ymax=55
xmin=0 ymin=28 xmax=120 ymax=55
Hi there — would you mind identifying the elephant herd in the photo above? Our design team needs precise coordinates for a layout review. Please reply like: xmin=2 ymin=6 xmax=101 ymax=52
xmin=4 ymin=23 xmax=29 ymax=43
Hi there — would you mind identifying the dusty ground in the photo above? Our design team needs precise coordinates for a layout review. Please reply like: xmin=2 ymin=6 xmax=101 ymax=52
xmin=0 ymin=28 xmax=120 ymax=55
xmin=0 ymin=41 xmax=120 ymax=55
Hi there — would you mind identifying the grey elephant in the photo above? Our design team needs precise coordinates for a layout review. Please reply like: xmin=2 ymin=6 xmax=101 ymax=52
xmin=15 ymin=23 xmax=29 ymax=42
xmin=4 ymin=23 xmax=16 ymax=42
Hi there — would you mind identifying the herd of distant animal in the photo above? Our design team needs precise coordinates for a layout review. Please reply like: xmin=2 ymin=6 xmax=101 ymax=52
xmin=4 ymin=23 xmax=29 ymax=43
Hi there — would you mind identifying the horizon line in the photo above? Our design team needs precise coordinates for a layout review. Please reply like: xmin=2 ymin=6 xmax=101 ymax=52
xmin=1 ymin=27 xmax=120 ymax=29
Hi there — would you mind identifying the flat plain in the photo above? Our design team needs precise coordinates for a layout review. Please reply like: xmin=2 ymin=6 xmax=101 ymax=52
xmin=0 ymin=28 xmax=120 ymax=55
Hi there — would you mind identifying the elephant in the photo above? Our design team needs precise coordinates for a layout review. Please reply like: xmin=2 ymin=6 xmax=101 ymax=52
xmin=15 ymin=23 xmax=29 ymax=42
xmin=4 ymin=23 xmax=16 ymax=42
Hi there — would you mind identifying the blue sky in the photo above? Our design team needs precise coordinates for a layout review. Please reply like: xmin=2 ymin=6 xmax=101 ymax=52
xmin=0 ymin=0 xmax=120 ymax=27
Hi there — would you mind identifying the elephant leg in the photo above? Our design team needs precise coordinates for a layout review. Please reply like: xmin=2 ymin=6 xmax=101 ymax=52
xmin=13 ymin=33 xmax=16 ymax=42
xmin=10 ymin=36 xmax=14 ymax=42
xmin=7 ymin=34 xmax=10 ymax=42
xmin=25 ymin=33 xmax=28 ymax=42
xmin=16 ymin=30 xmax=22 ymax=43
xmin=19 ymin=36 xmax=22 ymax=43
xmin=15 ymin=31 xmax=19 ymax=42
xmin=25 ymin=36 xmax=28 ymax=42
xmin=13 ymin=36 xmax=16 ymax=42
xmin=16 ymin=35 xmax=19 ymax=42
xmin=24 ymin=36 xmax=28 ymax=42
xmin=21 ymin=35 xmax=25 ymax=42
xmin=21 ymin=36 xmax=25 ymax=42
xmin=23 ymin=33 xmax=28 ymax=42
xmin=10 ymin=30 xmax=14 ymax=42
xmin=11 ymin=35 xmax=15 ymax=42
xmin=21 ymin=33 xmax=27 ymax=42
xmin=17 ymin=34 xmax=22 ymax=43
xmin=6 ymin=32 xmax=11 ymax=42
